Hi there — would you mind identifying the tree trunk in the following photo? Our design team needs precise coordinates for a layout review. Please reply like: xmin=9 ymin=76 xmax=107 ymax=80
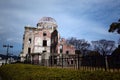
xmin=104 ymin=56 xmax=109 ymax=71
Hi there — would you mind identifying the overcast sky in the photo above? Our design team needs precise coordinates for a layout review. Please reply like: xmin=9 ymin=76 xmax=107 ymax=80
xmin=0 ymin=0 xmax=120 ymax=55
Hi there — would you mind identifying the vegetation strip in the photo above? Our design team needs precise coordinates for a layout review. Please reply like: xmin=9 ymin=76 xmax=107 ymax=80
xmin=0 ymin=64 xmax=120 ymax=80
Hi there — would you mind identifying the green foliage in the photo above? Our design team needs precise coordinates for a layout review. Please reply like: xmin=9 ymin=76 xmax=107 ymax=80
xmin=109 ymin=21 xmax=120 ymax=34
xmin=0 ymin=64 xmax=120 ymax=80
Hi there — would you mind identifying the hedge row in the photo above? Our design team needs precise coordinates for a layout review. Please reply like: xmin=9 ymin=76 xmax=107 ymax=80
xmin=0 ymin=64 xmax=120 ymax=80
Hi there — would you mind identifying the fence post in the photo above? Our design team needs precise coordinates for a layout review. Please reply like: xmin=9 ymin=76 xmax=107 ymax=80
xmin=75 ymin=50 xmax=81 ymax=70
xmin=78 ymin=53 xmax=80 ymax=69
xmin=50 ymin=56 xmax=52 ymax=67
xmin=62 ymin=54 xmax=63 ymax=68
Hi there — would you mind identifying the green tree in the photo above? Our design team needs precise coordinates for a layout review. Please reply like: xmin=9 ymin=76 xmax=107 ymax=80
xmin=108 ymin=19 xmax=120 ymax=49
xmin=108 ymin=19 xmax=120 ymax=34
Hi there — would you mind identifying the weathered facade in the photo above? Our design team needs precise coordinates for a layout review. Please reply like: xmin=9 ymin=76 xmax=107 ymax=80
xmin=20 ymin=17 xmax=75 ymax=65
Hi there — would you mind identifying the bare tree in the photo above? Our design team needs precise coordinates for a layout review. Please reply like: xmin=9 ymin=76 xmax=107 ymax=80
xmin=67 ymin=37 xmax=90 ymax=56
xmin=67 ymin=37 xmax=90 ymax=69
xmin=91 ymin=39 xmax=115 ymax=71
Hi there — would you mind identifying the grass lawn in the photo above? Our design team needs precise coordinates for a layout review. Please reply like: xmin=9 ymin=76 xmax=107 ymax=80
xmin=0 ymin=64 xmax=120 ymax=80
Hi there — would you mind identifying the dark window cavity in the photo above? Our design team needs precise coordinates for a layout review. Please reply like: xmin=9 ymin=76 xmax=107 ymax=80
xmin=43 ymin=32 xmax=47 ymax=36
xmin=28 ymin=48 xmax=31 ymax=54
xmin=43 ymin=40 xmax=47 ymax=46
xmin=29 ymin=38 xmax=31 ymax=44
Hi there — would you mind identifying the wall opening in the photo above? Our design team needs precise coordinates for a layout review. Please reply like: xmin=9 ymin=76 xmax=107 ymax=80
xmin=71 ymin=60 xmax=73 ymax=64
xmin=43 ymin=50 xmax=47 ymax=53
xmin=43 ymin=40 xmax=47 ymax=47
xmin=60 ymin=45 xmax=63 ymax=53
xmin=28 ymin=38 xmax=31 ymax=44
xmin=66 ymin=51 xmax=69 ymax=54
xmin=43 ymin=32 xmax=47 ymax=36
xmin=28 ymin=47 xmax=31 ymax=54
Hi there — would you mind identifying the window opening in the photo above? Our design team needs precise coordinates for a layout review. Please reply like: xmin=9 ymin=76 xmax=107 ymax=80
xmin=43 ymin=40 xmax=47 ymax=46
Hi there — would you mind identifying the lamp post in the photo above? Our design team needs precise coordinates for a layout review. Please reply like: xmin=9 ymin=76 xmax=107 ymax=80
xmin=3 ymin=44 xmax=13 ymax=64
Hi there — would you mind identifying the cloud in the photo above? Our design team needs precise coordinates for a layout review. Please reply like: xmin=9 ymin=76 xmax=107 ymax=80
xmin=0 ymin=0 xmax=120 ymax=55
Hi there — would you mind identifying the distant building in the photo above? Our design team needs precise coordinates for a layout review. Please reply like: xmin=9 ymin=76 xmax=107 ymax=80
xmin=20 ymin=17 xmax=75 ymax=65
xmin=0 ymin=54 xmax=18 ymax=66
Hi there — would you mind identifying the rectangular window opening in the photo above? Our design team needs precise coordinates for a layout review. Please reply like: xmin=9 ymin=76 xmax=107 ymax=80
xmin=60 ymin=45 xmax=63 ymax=53
xmin=43 ymin=40 xmax=47 ymax=47
xmin=28 ymin=48 xmax=31 ymax=54
xmin=43 ymin=50 xmax=47 ymax=53
xmin=66 ymin=51 xmax=69 ymax=54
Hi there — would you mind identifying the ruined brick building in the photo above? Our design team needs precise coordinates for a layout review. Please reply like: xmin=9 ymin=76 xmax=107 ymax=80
xmin=20 ymin=17 xmax=75 ymax=65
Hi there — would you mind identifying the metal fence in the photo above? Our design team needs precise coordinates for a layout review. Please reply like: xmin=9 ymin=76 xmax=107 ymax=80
xmin=25 ymin=55 xmax=120 ymax=71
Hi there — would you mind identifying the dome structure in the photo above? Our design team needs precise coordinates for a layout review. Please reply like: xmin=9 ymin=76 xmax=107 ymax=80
xmin=37 ymin=17 xmax=58 ymax=30
xmin=38 ymin=17 xmax=57 ymax=24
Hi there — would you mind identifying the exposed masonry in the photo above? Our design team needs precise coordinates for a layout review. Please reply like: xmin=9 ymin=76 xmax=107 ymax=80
xmin=20 ymin=17 xmax=75 ymax=65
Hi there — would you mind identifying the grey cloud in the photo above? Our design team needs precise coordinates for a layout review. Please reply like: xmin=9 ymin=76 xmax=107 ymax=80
xmin=0 ymin=0 xmax=120 ymax=55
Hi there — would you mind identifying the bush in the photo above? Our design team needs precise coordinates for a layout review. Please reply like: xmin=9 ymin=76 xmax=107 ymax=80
xmin=0 ymin=64 xmax=120 ymax=80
